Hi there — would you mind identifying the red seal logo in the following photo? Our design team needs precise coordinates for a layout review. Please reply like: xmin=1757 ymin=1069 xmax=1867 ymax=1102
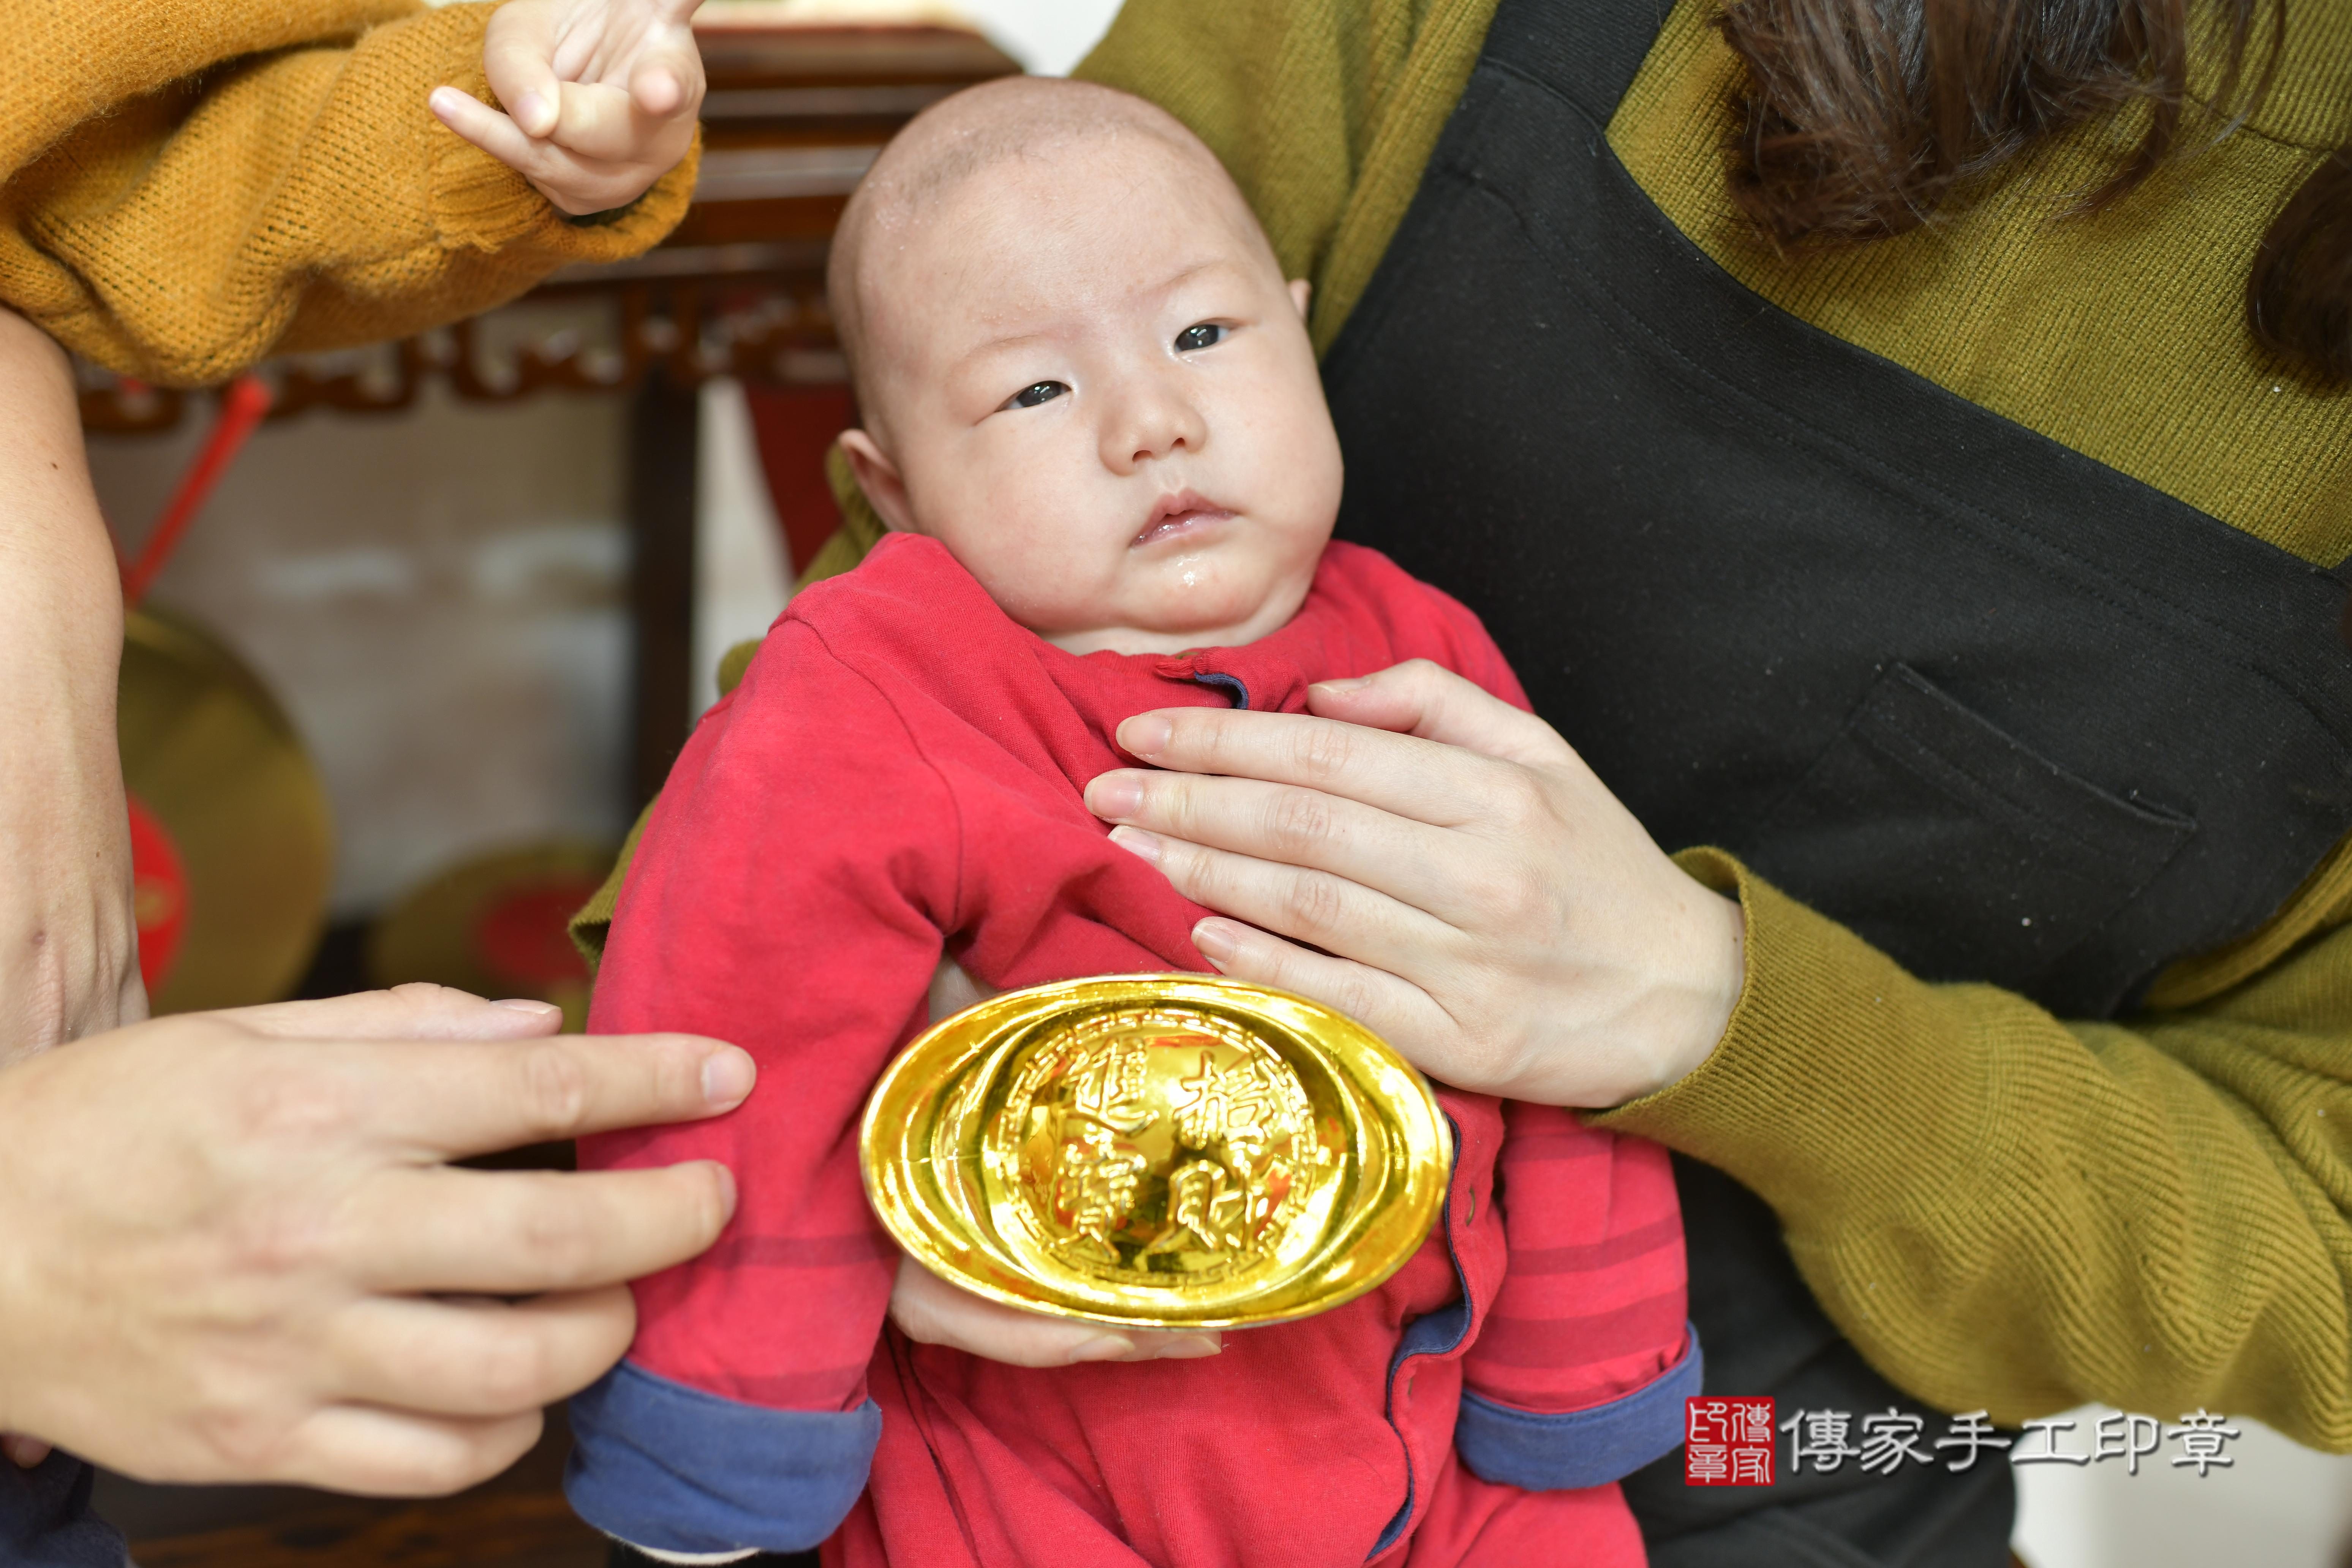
xmin=1686 ymin=1397 xmax=1776 ymax=1486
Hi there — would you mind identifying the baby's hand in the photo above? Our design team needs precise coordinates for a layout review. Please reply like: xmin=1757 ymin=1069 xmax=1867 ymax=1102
xmin=430 ymin=0 xmax=707 ymax=217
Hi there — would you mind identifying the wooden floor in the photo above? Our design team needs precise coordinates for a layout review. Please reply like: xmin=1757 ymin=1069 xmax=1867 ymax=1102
xmin=128 ymin=1489 xmax=605 ymax=1568
xmin=106 ymin=1410 xmax=606 ymax=1568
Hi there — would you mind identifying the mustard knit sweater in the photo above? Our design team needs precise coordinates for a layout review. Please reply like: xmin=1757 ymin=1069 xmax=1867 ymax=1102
xmin=0 ymin=0 xmax=696 ymax=384
xmin=1075 ymin=0 xmax=2352 ymax=1452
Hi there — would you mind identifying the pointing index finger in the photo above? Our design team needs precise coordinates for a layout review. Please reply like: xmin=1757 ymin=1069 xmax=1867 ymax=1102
xmin=217 ymin=984 xmax=561 ymax=1043
xmin=353 ymin=1032 xmax=756 ymax=1161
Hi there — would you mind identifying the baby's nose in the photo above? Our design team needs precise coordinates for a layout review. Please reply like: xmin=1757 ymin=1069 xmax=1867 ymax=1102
xmin=1103 ymin=383 xmax=1208 ymax=471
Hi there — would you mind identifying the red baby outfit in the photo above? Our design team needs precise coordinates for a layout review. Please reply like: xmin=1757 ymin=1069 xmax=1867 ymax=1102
xmin=567 ymin=532 xmax=1699 ymax=1567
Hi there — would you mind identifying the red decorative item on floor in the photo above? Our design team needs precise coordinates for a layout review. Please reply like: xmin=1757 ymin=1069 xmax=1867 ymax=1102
xmin=118 ymin=373 xmax=274 ymax=607
xmin=125 ymin=790 xmax=190 ymax=995
xmin=472 ymin=878 xmax=604 ymax=990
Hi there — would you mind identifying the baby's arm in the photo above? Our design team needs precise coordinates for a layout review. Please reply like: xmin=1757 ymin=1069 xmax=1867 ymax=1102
xmin=1456 ymin=1108 xmax=1698 ymax=1489
xmin=566 ymin=622 xmax=960 ymax=1561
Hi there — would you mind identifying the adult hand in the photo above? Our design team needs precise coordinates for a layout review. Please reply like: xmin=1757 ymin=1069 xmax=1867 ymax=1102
xmin=888 ymin=1252 xmax=1221 ymax=1367
xmin=0 ymin=985 xmax=753 ymax=1495
xmin=0 ymin=309 xmax=143 ymax=1061
xmin=1084 ymin=660 xmax=1746 ymax=1110
xmin=430 ymin=0 xmax=707 ymax=217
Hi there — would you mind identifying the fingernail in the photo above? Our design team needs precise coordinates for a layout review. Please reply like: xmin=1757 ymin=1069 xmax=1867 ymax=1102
xmin=517 ymin=90 xmax=550 ymax=131
xmin=1119 ymin=715 xmax=1172 ymax=758
xmin=706 ymin=1161 xmax=738 ymax=1219
xmin=1070 ymin=1335 xmax=1138 ymax=1363
xmin=1312 ymin=676 xmax=1367 ymax=694
xmin=495 ymin=997 xmax=561 ymax=1015
xmin=1192 ymin=920 xmax=1237 ymax=964
xmin=1158 ymin=1334 xmax=1222 ymax=1359
xmin=1089 ymin=773 xmax=1144 ymax=820
xmin=701 ymin=1048 xmax=756 ymax=1107
xmin=1108 ymin=827 xmax=1162 ymax=867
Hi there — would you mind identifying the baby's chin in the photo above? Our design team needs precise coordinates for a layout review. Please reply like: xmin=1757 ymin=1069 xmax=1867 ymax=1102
xmin=1039 ymin=577 xmax=1316 ymax=657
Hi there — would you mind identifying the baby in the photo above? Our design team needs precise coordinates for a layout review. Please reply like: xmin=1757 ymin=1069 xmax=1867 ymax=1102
xmin=566 ymin=78 xmax=1697 ymax=1568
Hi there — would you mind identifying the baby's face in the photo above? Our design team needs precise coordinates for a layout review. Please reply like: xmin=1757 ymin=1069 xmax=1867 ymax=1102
xmin=841 ymin=136 xmax=1343 ymax=656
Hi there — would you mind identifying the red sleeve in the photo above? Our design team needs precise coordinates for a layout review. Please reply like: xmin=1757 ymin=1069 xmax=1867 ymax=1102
xmin=1462 ymin=1105 xmax=1690 ymax=1414
xmin=1415 ymin=579 xmax=1533 ymax=715
xmin=582 ymin=618 xmax=961 ymax=1414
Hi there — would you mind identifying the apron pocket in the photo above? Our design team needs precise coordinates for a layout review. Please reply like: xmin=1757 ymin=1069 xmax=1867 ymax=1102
xmin=1738 ymin=662 xmax=2196 ymax=994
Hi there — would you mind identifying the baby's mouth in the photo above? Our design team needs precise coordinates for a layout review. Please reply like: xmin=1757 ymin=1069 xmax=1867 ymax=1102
xmin=1132 ymin=489 xmax=1234 ymax=548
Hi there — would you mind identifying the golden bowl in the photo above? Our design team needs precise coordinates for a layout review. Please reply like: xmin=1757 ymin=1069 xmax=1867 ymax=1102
xmin=861 ymin=974 xmax=1451 ymax=1329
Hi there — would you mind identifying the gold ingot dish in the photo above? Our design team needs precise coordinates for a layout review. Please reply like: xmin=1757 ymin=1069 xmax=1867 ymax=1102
xmin=861 ymin=974 xmax=1451 ymax=1328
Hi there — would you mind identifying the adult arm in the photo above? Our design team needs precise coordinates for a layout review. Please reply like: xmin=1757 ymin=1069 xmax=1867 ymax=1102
xmin=1081 ymin=661 xmax=2352 ymax=1451
xmin=0 ymin=984 xmax=752 ymax=1491
xmin=1599 ymin=847 xmax=2352 ymax=1449
xmin=0 ymin=0 xmax=699 ymax=386
xmin=0 ymin=309 xmax=139 ymax=1055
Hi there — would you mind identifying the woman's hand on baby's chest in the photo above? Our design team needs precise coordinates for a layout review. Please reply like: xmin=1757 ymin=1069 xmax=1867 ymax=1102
xmin=1081 ymin=659 xmax=1745 ymax=1110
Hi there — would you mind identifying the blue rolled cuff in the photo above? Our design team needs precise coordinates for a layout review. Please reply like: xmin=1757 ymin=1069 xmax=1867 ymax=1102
xmin=0 ymin=1452 xmax=123 ymax=1567
xmin=564 ymin=1361 xmax=881 ymax=1556
xmin=1454 ymin=1324 xmax=1704 ymax=1491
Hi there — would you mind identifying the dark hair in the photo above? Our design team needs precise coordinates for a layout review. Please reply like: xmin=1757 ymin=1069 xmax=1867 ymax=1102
xmin=1716 ymin=0 xmax=2352 ymax=383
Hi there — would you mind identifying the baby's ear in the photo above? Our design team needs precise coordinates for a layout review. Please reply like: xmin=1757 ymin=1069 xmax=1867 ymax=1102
xmin=838 ymin=428 xmax=917 ymax=533
xmin=1288 ymin=279 xmax=1312 ymax=320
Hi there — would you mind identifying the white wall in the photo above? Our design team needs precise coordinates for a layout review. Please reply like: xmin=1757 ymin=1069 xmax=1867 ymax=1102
xmin=89 ymin=322 xmax=634 ymax=920
xmin=693 ymin=379 xmax=794 ymax=716
xmin=955 ymin=0 xmax=1121 ymax=74
xmin=2014 ymin=1408 xmax=2352 ymax=1568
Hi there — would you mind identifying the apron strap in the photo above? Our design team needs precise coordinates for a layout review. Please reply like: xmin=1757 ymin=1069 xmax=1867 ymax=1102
xmin=1483 ymin=0 xmax=1677 ymax=123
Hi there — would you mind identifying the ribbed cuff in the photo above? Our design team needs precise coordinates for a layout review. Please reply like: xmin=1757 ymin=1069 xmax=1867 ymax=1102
xmin=433 ymin=103 xmax=701 ymax=261
xmin=1593 ymin=847 xmax=1969 ymax=1224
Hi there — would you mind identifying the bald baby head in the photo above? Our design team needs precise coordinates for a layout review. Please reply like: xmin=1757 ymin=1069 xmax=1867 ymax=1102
xmin=823 ymin=74 xmax=1341 ymax=661
xmin=827 ymin=76 xmax=1278 ymax=435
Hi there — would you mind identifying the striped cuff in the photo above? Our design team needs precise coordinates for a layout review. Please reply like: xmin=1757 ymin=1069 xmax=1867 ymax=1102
xmin=564 ymin=1361 xmax=880 ymax=1557
xmin=1455 ymin=1325 xmax=1703 ymax=1490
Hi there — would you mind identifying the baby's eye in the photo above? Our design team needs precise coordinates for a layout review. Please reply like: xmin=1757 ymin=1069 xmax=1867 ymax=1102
xmin=1174 ymin=323 xmax=1227 ymax=352
xmin=1003 ymin=381 xmax=1069 ymax=410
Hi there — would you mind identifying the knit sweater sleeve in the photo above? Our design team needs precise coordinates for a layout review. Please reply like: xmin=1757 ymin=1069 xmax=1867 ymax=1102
xmin=0 ymin=0 xmax=694 ymax=384
xmin=1598 ymin=847 xmax=2352 ymax=1453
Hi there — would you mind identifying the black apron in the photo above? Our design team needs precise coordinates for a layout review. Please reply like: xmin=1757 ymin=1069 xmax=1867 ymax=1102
xmin=1320 ymin=0 xmax=2352 ymax=1562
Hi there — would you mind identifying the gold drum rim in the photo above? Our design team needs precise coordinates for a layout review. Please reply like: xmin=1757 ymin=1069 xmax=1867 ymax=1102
xmin=860 ymin=974 xmax=1451 ymax=1328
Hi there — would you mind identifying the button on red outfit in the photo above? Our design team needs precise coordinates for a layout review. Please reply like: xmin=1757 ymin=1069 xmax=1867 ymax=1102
xmin=568 ymin=533 xmax=1699 ymax=1565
